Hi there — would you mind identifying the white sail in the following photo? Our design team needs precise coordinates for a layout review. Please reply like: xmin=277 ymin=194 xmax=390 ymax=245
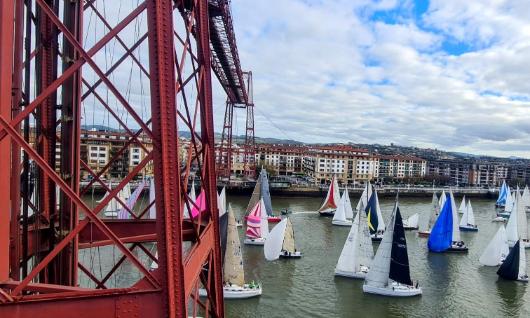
xmin=459 ymin=200 xmax=476 ymax=227
xmin=358 ymin=204 xmax=375 ymax=267
xmin=343 ymin=187 xmax=354 ymax=219
xmin=479 ymin=226 xmax=509 ymax=266
xmin=405 ymin=213 xmax=419 ymax=228
xmin=516 ymin=190 xmax=528 ymax=241
xmin=449 ymin=191 xmax=461 ymax=242
xmin=149 ymin=178 xmax=156 ymax=219
xmin=332 ymin=192 xmax=348 ymax=223
xmin=335 ymin=212 xmax=360 ymax=274
xmin=282 ymin=218 xmax=296 ymax=253
xmin=264 ymin=218 xmax=288 ymax=261
xmin=356 ymin=183 xmax=372 ymax=212
xmin=374 ymin=189 xmax=385 ymax=232
xmin=439 ymin=190 xmax=446 ymax=209
xmin=120 ymin=182 xmax=131 ymax=201
xmin=458 ymin=195 xmax=466 ymax=214
xmin=218 ymin=187 xmax=227 ymax=216
xmin=518 ymin=239 xmax=527 ymax=279
xmin=506 ymin=195 xmax=519 ymax=247
xmin=504 ymin=186 xmax=513 ymax=213
xmin=183 ymin=179 xmax=196 ymax=219
xmin=224 ymin=204 xmax=245 ymax=285
xmin=522 ymin=186 xmax=530 ymax=210
xmin=259 ymin=199 xmax=269 ymax=239
xmin=364 ymin=202 xmax=397 ymax=288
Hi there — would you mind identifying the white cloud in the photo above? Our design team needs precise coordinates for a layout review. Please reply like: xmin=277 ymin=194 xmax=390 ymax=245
xmin=222 ymin=0 xmax=530 ymax=158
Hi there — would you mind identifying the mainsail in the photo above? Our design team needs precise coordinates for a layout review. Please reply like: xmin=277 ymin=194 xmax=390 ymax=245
xmin=479 ymin=226 xmax=509 ymax=266
xmin=459 ymin=200 xmax=476 ymax=227
xmin=260 ymin=169 xmax=274 ymax=216
xmin=428 ymin=198 xmax=453 ymax=252
xmin=506 ymin=195 xmax=519 ymax=247
xmin=458 ymin=195 xmax=466 ymax=213
xmin=364 ymin=201 xmax=397 ymax=288
xmin=522 ymin=186 xmax=530 ymax=210
xmin=405 ymin=213 xmax=419 ymax=228
xmin=504 ymin=186 xmax=513 ymax=213
xmin=374 ymin=190 xmax=385 ymax=232
xmin=335 ymin=212 xmax=359 ymax=274
xmin=218 ymin=187 xmax=227 ymax=216
xmin=389 ymin=207 xmax=413 ymax=286
xmin=365 ymin=193 xmax=379 ymax=235
xmin=224 ymin=204 xmax=245 ymax=286
xmin=516 ymin=190 xmax=528 ymax=241
xmin=358 ymin=203 xmax=375 ymax=267
xmin=439 ymin=190 xmax=446 ymax=209
xmin=332 ymin=191 xmax=348 ymax=223
xmin=282 ymin=218 xmax=296 ymax=253
xmin=497 ymin=240 xmax=522 ymax=280
xmin=356 ymin=182 xmax=372 ymax=212
xmin=246 ymin=178 xmax=262 ymax=215
xmin=449 ymin=191 xmax=461 ymax=242
xmin=343 ymin=187 xmax=354 ymax=219
xmin=220 ymin=212 xmax=229 ymax=262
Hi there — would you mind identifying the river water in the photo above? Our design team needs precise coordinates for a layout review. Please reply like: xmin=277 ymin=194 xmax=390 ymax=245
xmin=79 ymin=194 xmax=529 ymax=317
xmin=225 ymin=195 xmax=529 ymax=318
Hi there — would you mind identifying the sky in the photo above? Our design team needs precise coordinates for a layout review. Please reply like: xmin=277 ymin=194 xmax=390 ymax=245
xmin=216 ymin=0 xmax=530 ymax=158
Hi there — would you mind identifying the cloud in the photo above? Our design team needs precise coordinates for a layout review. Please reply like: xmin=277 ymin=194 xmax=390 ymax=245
xmin=222 ymin=0 xmax=530 ymax=158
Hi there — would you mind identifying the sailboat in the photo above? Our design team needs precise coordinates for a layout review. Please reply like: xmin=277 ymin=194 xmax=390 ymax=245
xmin=120 ymin=182 xmax=131 ymax=202
xmin=418 ymin=193 xmax=439 ymax=237
xmin=428 ymin=191 xmax=468 ymax=252
xmin=362 ymin=200 xmax=422 ymax=297
xmin=365 ymin=186 xmax=385 ymax=241
xmin=458 ymin=195 xmax=466 ymax=214
xmin=335 ymin=202 xmax=374 ymax=279
xmin=522 ymin=186 xmax=530 ymax=213
xmin=332 ymin=188 xmax=354 ymax=226
xmin=244 ymin=198 xmax=269 ymax=245
xmin=497 ymin=240 xmax=528 ymax=282
xmin=506 ymin=193 xmax=519 ymax=248
xmin=498 ymin=186 xmax=513 ymax=217
xmin=200 ymin=204 xmax=262 ymax=298
xmin=403 ymin=213 xmax=419 ymax=231
xmin=246 ymin=168 xmax=281 ymax=222
xmin=479 ymin=226 xmax=509 ymax=266
xmin=459 ymin=199 xmax=478 ymax=231
xmin=439 ymin=190 xmax=446 ymax=209
xmin=496 ymin=180 xmax=508 ymax=208
xmin=264 ymin=218 xmax=302 ymax=260
xmin=356 ymin=182 xmax=372 ymax=212
xmin=515 ymin=190 xmax=530 ymax=248
xmin=103 ymin=194 xmax=120 ymax=217
xmin=318 ymin=175 xmax=340 ymax=216
xmin=218 ymin=186 xmax=227 ymax=216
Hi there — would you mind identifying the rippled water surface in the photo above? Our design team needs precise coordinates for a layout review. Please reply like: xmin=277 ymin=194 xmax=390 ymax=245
xmin=225 ymin=195 xmax=530 ymax=318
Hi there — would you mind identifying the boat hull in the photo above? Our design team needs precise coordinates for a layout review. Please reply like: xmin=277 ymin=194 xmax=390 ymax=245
xmin=244 ymin=237 xmax=266 ymax=246
xmin=332 ymin=219 xmax=353 ymax=226
xmin=104 ymin=211 xmax=118 ymax=217
xmin=279 ymin=251 xmax=303 ymax=259
xmin=371 ymin=233 xmax=383 ymax=242
xmin=363 ymin=284 xmax=422 ymax=297
xmin=198 ymin=285 xmax=262 ymax=299
xmin=492 ymin=217 xmax=506 ymax=223
xmin=417 ymin=231 xmax=430 ymax=238
xmin=403 ymin=226 xmax=418 ymax=231
xmin=334 ymin=267 xmax=368 ymax=279
xmin=459 ymin=225 xmax=478 ymax=232
xmin=447 ymin=244 xmax=469 ymax=252
xmin=319 ymin=209 xmax=336 ymax=217
xmin=267 ymin=216 xmax=282 ymax=223
xmin=498 ymin=212 xmax=510 ymax=218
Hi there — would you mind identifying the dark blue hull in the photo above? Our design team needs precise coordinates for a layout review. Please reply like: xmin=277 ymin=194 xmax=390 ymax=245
xmin=459 ymin=226 xmax=478 ymax=232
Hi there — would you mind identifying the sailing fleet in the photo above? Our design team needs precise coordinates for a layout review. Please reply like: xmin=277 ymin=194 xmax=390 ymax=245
xmin=97 ymin=174 xmax=529 ymax=300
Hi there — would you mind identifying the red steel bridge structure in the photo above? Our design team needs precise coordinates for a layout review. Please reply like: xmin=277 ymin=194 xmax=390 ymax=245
xmin=0 ymin=0 xmax=252 ymax=316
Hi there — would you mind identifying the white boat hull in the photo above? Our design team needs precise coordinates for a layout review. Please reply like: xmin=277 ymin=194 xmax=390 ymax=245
xmin=332 ymin=219 xmax=353 ymax=226
xmin=244 ymin=237 xmax=266 ymax=246
xmin=334 ymin=267 xmax=368 ymax=279
xmin=198 ymin=285 xmax=262 ymax=299
xmin=492 ymin=217 xmax=506 ymax=223
xmin=363 ymin=283 xmax=422 ymax=297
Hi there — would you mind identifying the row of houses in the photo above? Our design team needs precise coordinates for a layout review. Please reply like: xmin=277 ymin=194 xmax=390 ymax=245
xmin=59 ymin=128 xmax=528 ymax=187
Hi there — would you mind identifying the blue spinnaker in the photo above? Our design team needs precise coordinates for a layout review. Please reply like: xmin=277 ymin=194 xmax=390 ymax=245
xmin=428 ymin=196 xmax=453 ymax=252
